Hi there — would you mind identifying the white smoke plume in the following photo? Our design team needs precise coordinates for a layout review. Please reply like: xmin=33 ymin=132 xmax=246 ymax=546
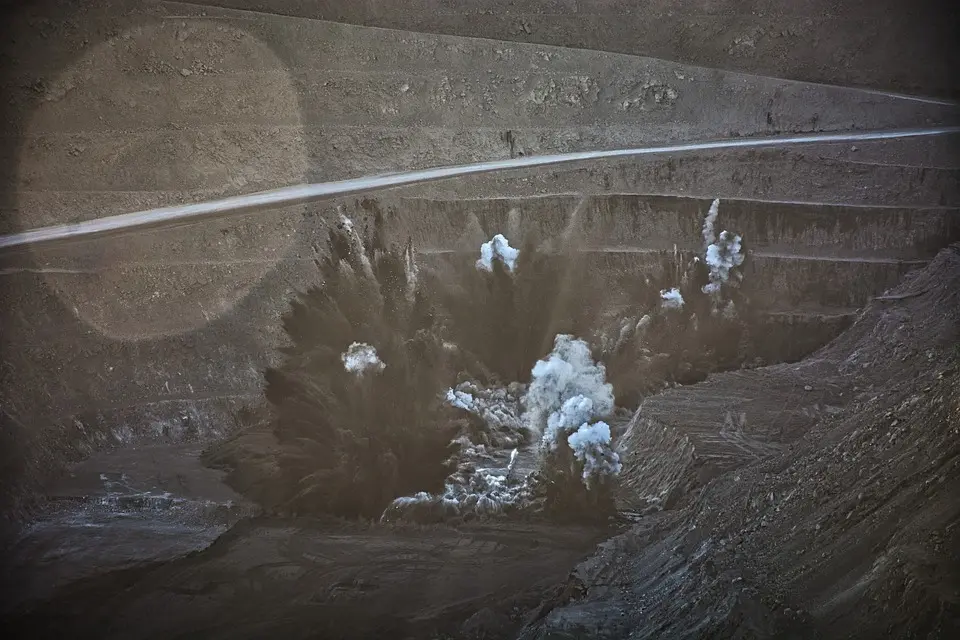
xmin=476 ymin=233 xmax=520 ymax=272
xmin=660 ymin=287 xmax=684 ymax=310
xmin=526 ymin=335 xmax=614 ymax=437
xmin=703 ymin=230 xmax=745 ymax=295
xmin=702 ymin=198 xmax=720 ymax=250
xmin=542 ymin=394 xmax=595 ymax=451
xmin=697 ymin=198 xmax=746 ymax=298
xmin=506 ymin=448 xmax=519 ymax=476
xmin=341 ymin=342 xmax=385 ymax=374
xmin=337 ymin=210 xmax=374 ymax=279
xmin=567 ymin=421 xmax=622 ymax=488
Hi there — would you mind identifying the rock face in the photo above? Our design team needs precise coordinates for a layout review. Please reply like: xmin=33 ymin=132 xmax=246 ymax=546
xmin=617 ymin=357 xmax=847 ymax=512
xmin=518 ymin=243 xmax=960 ymax=639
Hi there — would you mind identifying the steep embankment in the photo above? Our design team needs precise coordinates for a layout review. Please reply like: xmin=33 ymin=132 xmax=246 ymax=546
xmin=520 ymin=243 xmax=960 ymax=639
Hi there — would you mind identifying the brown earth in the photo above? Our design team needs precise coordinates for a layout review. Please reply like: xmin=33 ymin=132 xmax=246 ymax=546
xmin=522 ymin=243 xmax=960 ymax=639
xmin=136 ymin=0 xmax=960 ymax=99
xmin=3 ymin=246 xmax=956 ymax=640
xmin=1 ymin=1 xmax=959 ymax=638
xmin=6 ymin=517 xmax=616 ymax=640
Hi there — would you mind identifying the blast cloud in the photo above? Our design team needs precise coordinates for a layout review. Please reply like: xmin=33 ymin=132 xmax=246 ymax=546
xmin=542 ymin=394 xmax=596 ymax=451
xmin=526 ymin=335 xmax=615 ymax=437
xmin=698 ymin=199 xmax=745 ymax=298
xmin=567 ymin=421 xmax=622 ymax=487
xmin=703 ymin=230 xmax=745 ymax=295
xmin=529 ymin=336 xmax=621 ymax=491
xmin=660 ymin=287 xmax=684 ymax=310
xmin=387 ymin=336 xmax=623 ymax=522
xmin=341 ymin=342 xmax=385 ymax=374
xmin=446 ymin=388 xmax=474 ymax=411
xmin=446 ymin=381 xmax=526 ymax=438
xmin=476 ymin=233 xmax=520 ymax=272
xmin=384 ymin=383 xmax=531 ymax=522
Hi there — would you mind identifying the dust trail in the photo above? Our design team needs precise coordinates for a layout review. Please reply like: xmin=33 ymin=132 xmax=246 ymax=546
xmin=558 ymin=195 xmax=587 ymax=249
xmin=2 ymin=126 xmax=958 ymax=251
xmin=506 ymin=208 xmax=522 ymax=244
xmin=542 ymin=196 xmax=589 ymax=352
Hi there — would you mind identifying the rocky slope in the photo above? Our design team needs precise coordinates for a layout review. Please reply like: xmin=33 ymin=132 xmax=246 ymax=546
xmin=4 ymin=251 xmax=955 ymax=640
xmin=520 ymin=243 xmax=960 ymax=638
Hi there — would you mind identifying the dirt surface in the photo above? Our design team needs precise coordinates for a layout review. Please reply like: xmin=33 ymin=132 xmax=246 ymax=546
xmin=6 ymin=516 xmax=614 ymax=639
xmin=1 ymin=2 xmax=959 ymax=638
xmin=1 ymin=444 xmax=255 ymax=612
xmin=179 ymin=0 xmax=960 ymax=99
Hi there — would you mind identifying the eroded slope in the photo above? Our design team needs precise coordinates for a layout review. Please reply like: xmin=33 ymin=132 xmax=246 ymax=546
xmin=521 ymin=243 xmax=960 ymax=638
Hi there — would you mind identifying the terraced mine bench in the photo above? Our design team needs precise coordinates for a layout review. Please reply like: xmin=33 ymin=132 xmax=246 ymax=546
xmin=2 ymin=2 xmax=959 ymax=637
xmin=1 ymin=0 xmax=958 ymax=516
xmin=366 ymin=193 xmax=956 ymax=361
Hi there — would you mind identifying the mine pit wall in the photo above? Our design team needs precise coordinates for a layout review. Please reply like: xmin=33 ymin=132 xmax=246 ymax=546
xmin=8 ymin=194 xmax=952 ymax=434
xmin=387 ymin=194 xmax=956 ymax=362
xmin=2 ymin=194 xmax=957 ymax=519
xmin=2 ymin=0 xmax=959 ymax=522
xmin=615 ymin=358 xmax=848 ymax=513
xmin=376 ymin=195 xmax=960 ymax=260
xmin=415 ymin=250 xmax=927 ymax=315
xmin=615 ymin=415 xmax=698 ymax=513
